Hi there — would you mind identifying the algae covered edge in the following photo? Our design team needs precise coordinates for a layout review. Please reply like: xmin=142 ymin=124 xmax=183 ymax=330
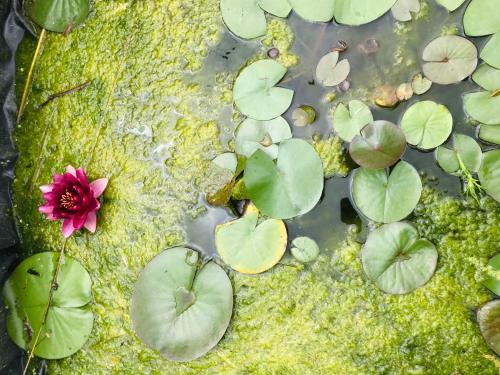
xmin=10 ymin=0 xmax=500 ymax=374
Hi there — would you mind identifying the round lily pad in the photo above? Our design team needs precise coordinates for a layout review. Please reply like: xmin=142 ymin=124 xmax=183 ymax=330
xmin=411 ymin=73 xmax=432 ymax=95
xmin=216 ymin=204 xmax=287 ymax=274
xmin=391 ymin=0 xmax=420 ymax=22
xmin=333 ymin=100 xmax=374 ymax=142
xmin=362 ymin=222 xmax=438 ymax=295
xmin=292 ymin=105 xmax=316 ymax=127
xmin=478 ymin=300 xmax=500 ymax=356
xmin=235 ymin=117 xmax=292 ymax=159
xmin=472 ymin=64 xmax=500 ymax=91
xmin=333 ymin=0 xmax=397 ymax=25
xmin=316 ymin=52 xmax=350 ymax=87
xmin=478 ymin=149 xmax=500 ymax=202
xmin=25 ymin=0 xmax=89 ymax=33
xmin=351 ymin=161 xmax=422 ymax=223
xmin=233 ymin=59 xmax=294 ymax=121
xmin=422 ymin=35 xmax=478 ymax=85
xmin=436 ymin=0 xmax=467 ymax=11
xmin=289 ymin=0 xmax=335 ymax=22
xmin=478 ymin=125 xmax=500 ymax=145
xmin=244 ymin=138 xmax=324 ymax=219
xmin=481 ymin=33 xmax=500 ymax=70
xmin=2 ymin=252 xmax=93 ymax=359
xmin=483 ymin=254 xmax=500 ymax=296
xmin=213 ymin=152 xmax=238 ymax=173
xmin=131 ymin=247 xmax=233 ymax=362
xmin=349 ymin=121 xmax=406 ymax=169
xmin=400 ymin=101 xmax=453 ymax=150
xmin=464 ymin=0 xmax=500 ymax=37
xmin=464 ymin=91 xmax=500 ymax=125
xmin=291 ymin=236 xmax=320 ymax=263
xmin=435 ymin=134 xmax=482 ymax=174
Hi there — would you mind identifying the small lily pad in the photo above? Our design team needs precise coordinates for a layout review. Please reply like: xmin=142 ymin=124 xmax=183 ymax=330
xmin=391 ymin=0 xmax=420 ymax=22
xmin=244 ymin=139 xmax=324 ymax=219
xmin=131 ymin=247 xmax=233 ymax=362
xmin=483 ymin=254 xmax=500 ymax=296
xmin=349 ymin=121 xmax=406 ymax=169
xmin=216 ymin=203 xmax=287 ymax=274
xmin=316 ymin=52 xmax=351 ymax=87
xmin=464 ymin=0 xmax=500 ymax=37
xmin=212 ymin=153 xmax=238 ymax=173
xmin=401 ymin=101 xmax=453 ymax=150
xmin=25 ymin=0 xmax=89 ymax=33
xmin=291 ymin=236 xmax=320 ymax=263
xmin=478 ymin=149 xmax=500 ymax=202
xmin=362 ymin=222 xmax=438 ymax=295
xmin=422 ymin=35 xmax=478 ymax=85
xmin=374 ymin=84 xmax=399 ymax=108
xmin=233 ymin=59 xmax=294 ymax=121
xmin=436 ymin=0 xmax=467 ymax=11
xmin=472 ymin=64 xmax=500 ymax=91
xmin=478 ymin=125 xmax=500 ymax=145
xmin=292 ymin=105 xmax=316 ymax=127
xmin=333 ymin=100 xmax=374 ymax=142
xmin=435 ymin=134 xmax=482 ymax=174
xmin=396 ymin=83 xmax=413 ymax=101
xmin=464 ymin=91 xmax=500 ymax=125
xmin=289 ymin=0 xmax=335 ymax=22
xmin=333 ymin=0 xmax=397 ymax=25
xmin=235 ymin=117 xmax=292 ymax=159
xmin=411 ymin=73 xmax=433 ymax=95
xmin=478 ymin=300 xmax=500 ymax=356
xmin=351 ymin=161 xmax=422 ymax=223
xmin=481 ymin=32 xmax=500 ymax=70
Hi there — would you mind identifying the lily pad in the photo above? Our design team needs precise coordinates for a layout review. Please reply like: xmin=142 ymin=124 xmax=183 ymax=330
xmin=478 ymin=125 xmax=500 ymax=145
xmin=472 ymin=64 xmax=500 ymax=91
xmin=2 ymin=252 xmax=93 ymax=359
xmin=422 ymin=35 xmax=478 ymax=85
xmin=316 ymin=52 xmax=351 ymax=87
xmin=401 ymin=101 xmax=453 ymax=150
xmin=391 ymin=0 xmax=420 ymax=22
xmin=483 ymin=254 xmax=500 ymax=296
xmin=481 ymin=33 xmax=500 ymax=70
xmin=478 ymin=149 xmax=500 ymax=202
xmin=233 ymin=59 xmax=294 ymax=121
xmin=289 ymin=0 xmax=335 ymax=22
xmin=235 ymin=117 xmax=292 ymax=159
xmin=436 ymin=0 xmax=467 ymax=11
xmin=349 ymin=121 xmax=406 ymax=169
xmin=212 ymin=152 xmax=238 ymax=173
xmin=292 ymin=105 xmax=316 ymax=127
xmin=25 ymin=0 xmax=89 ymax=33
xmin=435 ymin=134 xmax=482 ymax=174
xmin=290 ymin=236 xmax=320 ymax=263
xmin=215 ymin=204 xmax=287 ymax=274
xmin=478 ymin=300 xmax=500 ymax=356
xmin=464 ymin=0 xmax=500 ymax=37
xmin=362 ymin=222 xmax=438 ymax=295
xmin=334 ymin=0 xmax=397 ymax=25
xmin=464 ymin=91 xmax=500 ymax=125
xmin=131 ymin=247 xmax=233 ymax=362
xmin=244 ymin=138 xmax=324 ymax=219
xmin=351 ymin=161 xmax=422 ymax=223
xmin=333 ymin=100 xmax=374 ymax=142
xmin=411 ymin=73 xmax=432 ymax=95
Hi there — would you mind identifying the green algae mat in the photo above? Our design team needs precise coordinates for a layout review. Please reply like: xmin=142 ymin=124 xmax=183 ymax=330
xmin=2 ymin=0 xmax=500 ymax=373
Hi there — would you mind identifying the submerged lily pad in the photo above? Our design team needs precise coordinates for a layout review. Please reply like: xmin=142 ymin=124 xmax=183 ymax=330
xmin=478 ymin=149 xmax=500 ymax=202
xmin=483 ymin=254 xmax=500 ymax=296
xmin=411 ymin=73 xmax=433 ymax=95
xmin=362 ymin=222 xmax=438 ymax=295
xmin=422 ymin=35 xmax=478 ymax=85
xmin=391 ymin=0 xmax=420 ymax=22
xmin=333 ymin=100 xmax=373 ymax=142
xmin=352 ymin=161 xmax=422 ymax=223
xmin=3 ymin=252 xmax=93 ymax=359
xmin=478 ymin=300 xmax=500 ymax=356
xmin=233 ymin=59 xmax=294 ymax=121
xmin=291 ymin=236 xmax=320 ymax=263
xmin=334 ymin=0 xmax=397 ymax=25
xmin=244 ymin=138 xmax=324 ymax=219
xmin=316 ymin=52 xmax=351 ymax=87
xmin=472 ymin=64 xmax=500 ymax=91
xmin=435 ymin=134 xmax=482 ymax=174
xmin=464 ymin=0 xmax=500 ymax=37
xmin=436 ymin=0 xmax=467 ymax=11
xmin=289 ymin=0 xmax=335 ymax=22
xmin=216 ymin=203 xmax=287 ymax=274
xmin=478 ymin=125 xmax=500 ymax=145
xmin=481 ymin=33 xmax=500 ymax=70
xmin=464 ymin=91 xmax=500 ymax=125
xmin=349 ymin=121 xmax=406 ymax=169
xmin=131 ymin=247 xmax=233 ymax=362
xmin=25 ymin=0 xmax=89 ymax=33
xmin=235 ymin=117 xmax=292 ymax=159
xmin=401 ymin=101 xmax=453 ymax=150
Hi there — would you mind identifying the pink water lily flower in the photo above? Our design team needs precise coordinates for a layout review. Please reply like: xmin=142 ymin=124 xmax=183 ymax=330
xmin=39 ymin=166 xmax=108 ymax=238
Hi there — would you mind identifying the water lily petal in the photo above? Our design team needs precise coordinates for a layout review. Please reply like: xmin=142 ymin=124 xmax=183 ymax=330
xmin=66 ymin=165 xmax=77 ymax=177
xmin=90 ymin=178 xmax=108 ymax=198
xmin=84 ymin=211 xmax=97 ymax=233
xmin=73 ymin=212 xmax=88 ymax=230
xmin=76 ymin=168 xmax=89 ymax=185
xmin=61 ymin=218 xmax=77 ymax=238
xmin=39 ymin=204 xmax=54 ymax=214
xmin=40 ymin=184 xmax=53 ymax=193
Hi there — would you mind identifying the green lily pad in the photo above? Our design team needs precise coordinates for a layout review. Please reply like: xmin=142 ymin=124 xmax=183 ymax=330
xmin=212 ymin=152 xmax=238 ymax=173
xmin=316 ymin=52 xmax=350 ymax=87
xmin=333 ymin=0 xmax=397 ymax=25
xmin=131 ymin=247 xmax=233 ymax=362
xmin=215 ymin=204 xmax=287 ymax=274
xmin=472 ymin=64 xmax=500 ymax=91
xmin=244 ymin=138 xmax=324 ymax=219
xmin=349 ymin=121 xmax=406 ymax=169
xmin=289 ymin=0 xmax=335 ymax=22
xmin=481 ymin=32 xmax=500 ymax=70
xmin=333 ymin=100 xmax=374 ymax=142
xmin=464 ymin=0 xmax=500 ymax=37
xmin=422 ymin=35 xmax=478 ymax=85
xmin=401 ymin=101 xmax=453 ymax=150
xmin=362 ymin=222 xmax=438 ymax=295
xmin=233 ymin=59 xmax=294 ymax=121
xmin=483 ymin=254 xmax=500 ymax=296
xmin=411 ymin=73 xmax=433 ymax=95
xmin=391 ymin=0 xmax=420 ymax=22
xmin=478 ymin=125 xmax=500 ymax=145
xmin=436 ymin=0 xmax=467 ymax=11
xmin=290 ymin=236 xmax=320 ymax=263
xmin=464 ymin=91 xmax=500 ymax=125
xmin=25 ymin=0 xmax=89 ymax=33
xmin=435 ymin=134 xmax=482 ymax=174
xmin=2 ymin=252 xmax=93 ymax=359
xmin=478 ymin=300 xmax=500 ymax=356
xmin=235 ymin=117 xmax=292 ymax=159
xmin=478 ymin=149 xmax=500 ymax=202
xmin=292 ymin=105 xmax=316 ymax=127
xmin=351 ymin=161 xmax=422 ymax=223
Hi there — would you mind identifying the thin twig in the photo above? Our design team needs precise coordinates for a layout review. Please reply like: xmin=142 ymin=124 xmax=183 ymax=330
xmin=37 ymin=80 xmax=91 ymax=109
xmin=491 ymin=88 xmax=500 ymax=97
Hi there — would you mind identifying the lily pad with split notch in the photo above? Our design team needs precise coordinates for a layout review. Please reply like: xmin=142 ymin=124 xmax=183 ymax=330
xmin=483 ymin=254 xmax=500 ymax=296
xmin=464 ymin=91 xmax=500 ymax=125
xmin=411 ymin=73 xmax=432 ymax=95
xmin=333 ymin=100 xmax=373 ymax=142
xmin=291 ymin=236 xmax=320 ymax=263
xmin=436 ymin=0 xmax=467 ymax=11
xmin=215 ymin=203 xmax=287 ymax=274
xmin=362 ymin=222 xmax=438 ymax=295
xmin=131 ymin=247 xmax=233 ymax=362
xmin=351 ymin=161 xmax=422 ymax=223
xmin=391 ymin=0 xmax=420 ymax=22
xmin=480 ymin=33 xmax=500 ymax=70
xmin=464 ymin=0 xmax=500 ymax=37
xmin=478 ymin=149 xmax=500 ymax=202
xmin=472 ymin=64 xmax=500 ymax=91
xmin=316 ymin=52 xmax=350 ymax=87
xmin=333 ymin=0 xmax=398 ymax=25
xmin=349 ymin=121 xmax=406 ymax=169
xmin=478 ymin=300 xmax=500 ymax=356
xmin=25 ymin=0 xmax=89 ymax=33
xmin=289 ymin=0 xmax=335 ymax=22
xmin=435 ymin=134 xmax=482 ymax=174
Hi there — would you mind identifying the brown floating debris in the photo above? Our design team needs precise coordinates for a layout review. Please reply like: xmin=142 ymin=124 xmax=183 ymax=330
xmin=374 ymin=84 xmax=399 ymax=108
xmin=358 ymin=39 xmax=380 ymax=55
xmin=333 ymin=40 xmax=348 ymax=52
xmin=38 ymin=80 xmax=91 ymax=109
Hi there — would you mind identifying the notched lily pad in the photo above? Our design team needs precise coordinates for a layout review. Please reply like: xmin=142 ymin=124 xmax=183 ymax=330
xmin=478 ymin=125 xmax=500 ymax=145
xmin=334 ymin=0 xmax=397 ymax=25
xmin=411 ymin=73 xmax=432 ymax=95
xmin=483 ymin=253 xmax=500 ymax=296
xmin=131 ymin=247 xmax=233 ymax=362
xmin=436 ymin=0 xmax=467 ymax=11
xmin=464 ymin=91 xmax=500 ymax=125
xmin=464 ymin=0 xmax=500 ymax=37
xmin=25 ymin=0 xmax=89 ymax=33
xmin=289 ymin=0 xmax=335 ymax=22
xmin=478 ymin=149 xmax=500 ymax=202
xmin=435 ymin=134 xmax=482 ymax=174
xmin=291 ymin=236 xmax=320 ymax=263
xmin=316 ymin=52 xmax=350 ymax=87
xmin=362 ymin=222 xmax=438 ymax=295
xmin=481 ymin=32 xmax=500 ymax=70
xmin=478 ymin=300 xmax=500 ymax=356
xmin=472 ymin=64 xmax=500 ymax=91
xmin=333 ymin=100 xmax=373 ymax=142
xmin=391 ymin=0 xmax=420 ymax=22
